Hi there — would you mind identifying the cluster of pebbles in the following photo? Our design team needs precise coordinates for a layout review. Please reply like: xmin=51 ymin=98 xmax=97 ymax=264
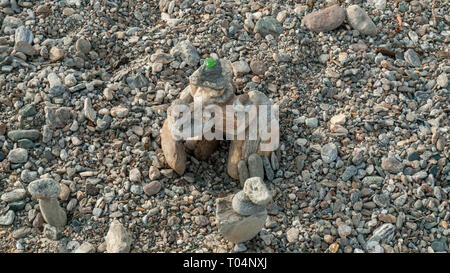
xmin=0 ymin=0 xmax=449 ymax=253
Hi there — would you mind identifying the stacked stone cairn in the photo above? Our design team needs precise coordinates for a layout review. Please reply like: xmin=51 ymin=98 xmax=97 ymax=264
xmin=160 ymin=58 xmax=279 ymax=244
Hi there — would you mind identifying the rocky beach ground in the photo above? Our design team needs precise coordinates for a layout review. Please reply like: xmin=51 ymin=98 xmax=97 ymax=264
xmin=0 ymin=0 xmax=449 ymax=253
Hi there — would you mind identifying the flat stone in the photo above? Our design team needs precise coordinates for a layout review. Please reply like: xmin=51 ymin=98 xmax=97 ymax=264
xmin=404 ymin=49 xmax=422 ymax=67
xmin=362 ymin=176 xmax=385 ymax=187
xmin=243 ymin=177 xmax=272 ymax=206
xmin=216 ymin=195 xmax=267 ymax=243
xmin=254 ymin=16 xmax=283 ymax=37
xmin=302 ymin=5 xmax=345 ymax=33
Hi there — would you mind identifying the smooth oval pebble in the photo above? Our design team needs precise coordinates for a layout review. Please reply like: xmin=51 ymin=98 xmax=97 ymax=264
xmin=302 ymin=5 xmax=345 ymax=33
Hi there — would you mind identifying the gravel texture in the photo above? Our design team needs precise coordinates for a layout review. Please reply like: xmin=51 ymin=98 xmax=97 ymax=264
xmin=0 ymin=0 xmax=448 ymax=253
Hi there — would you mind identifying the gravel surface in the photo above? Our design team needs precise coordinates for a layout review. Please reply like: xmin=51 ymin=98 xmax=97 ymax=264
xmin=0 ymin=0 xmax=449 ymax=253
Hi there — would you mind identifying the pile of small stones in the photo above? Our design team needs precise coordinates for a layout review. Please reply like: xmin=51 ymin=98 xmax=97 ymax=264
xmin=0 ymin=0 xmax=448 ymax=253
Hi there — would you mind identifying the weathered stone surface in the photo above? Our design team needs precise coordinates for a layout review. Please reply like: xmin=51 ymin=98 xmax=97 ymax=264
xmin=302 ymin=5 xmax=345 ymax=33
xmin=184 ymin=139 xmax=219 ymax=161
xmin=232 ymin=191 xmax=266 ymax=216
xmin=243 ymin=177 xmax=272 ymax=206
xmin=170 ymin=40 xmax=200 ymax=67
xmin=216 ymin=195 xmax=267 ymax=243
xmin=105 ymin=220 xmax=132 ymax=253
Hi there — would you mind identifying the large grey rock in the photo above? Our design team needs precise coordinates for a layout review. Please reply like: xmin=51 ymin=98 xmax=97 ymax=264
xmin=232 ymin=191 xmax=266 ymax=216
xmin=254 ymin=16 xmax=283 ymax=37
xmin=105 ymin=220 xmax=132 ymax=253
xmin=216 ymin=195 xmax=267 ymax=243
xmin=170 ymin=40 xmax=200 ymax=67
xmin=302 ymin=5 xmax=345 ymax=33
xmin=243 ymin=177 xmax=272 ymax=206
xmin=346 ymin=5 xmax=377 ymax=36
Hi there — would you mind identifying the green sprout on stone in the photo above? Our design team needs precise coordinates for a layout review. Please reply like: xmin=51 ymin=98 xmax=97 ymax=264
xmin=204 ymin=58 xmax=217 ymax=68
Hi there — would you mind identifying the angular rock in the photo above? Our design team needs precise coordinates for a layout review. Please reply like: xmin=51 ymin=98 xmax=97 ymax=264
xmin=369 ymin=223 xmax=395 ymax=243
xmin=45 ymin=106 xmax=73 ymax=129
xmin=238 ymin=160 xmax=249 ymax=187
xmin=321 ymin=143 xmax=338 ymax=163
xmin=83 ymin=97 xmax=97 ymax=122
xmin=254 ymin=16 xmax=283 ymax=37
xmin=381 ymin=157 xmax=404 ymax=173
xmin=0 ymin=210 xmax=15 ymax=226
xmin=404 ymin=49 xmax=421 ymax=67
xmin=105 ymin=220 xmax=132 ymax=253
xmin=170 ymin=40 xmax=200 ymax=67
xmin=15 ymin=26 xmax=33 ymax=44
xmin=302 ymin=5 xmax=345 ymax=33
xmin=232 ymin=60 xmax=251 ymax=77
